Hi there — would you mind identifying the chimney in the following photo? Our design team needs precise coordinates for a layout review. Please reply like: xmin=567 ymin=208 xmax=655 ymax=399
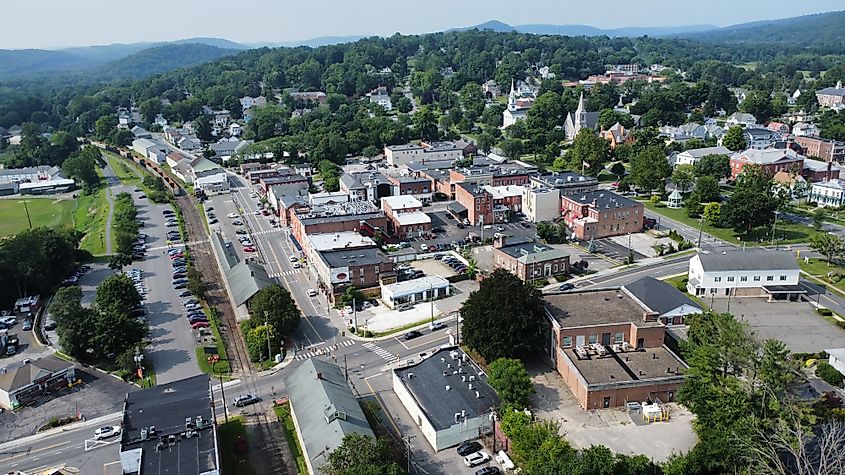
xmin=316 ymin=372 xmax=322 ymax=380
xmin=667 ymin=367 xmax=672 ymax=374
xmin=828 ymin=160 xmax=834 ymax=181
xmin=652 ymin=353 xmax=657 ymax=359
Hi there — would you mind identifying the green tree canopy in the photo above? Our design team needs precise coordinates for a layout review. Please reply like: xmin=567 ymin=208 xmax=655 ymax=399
xmin=487 ymin=358 xmax=535 ymax=408
xmin=321 ymin=433 xmax=402 ymax=475
xmin=564 ymin=129 xmax=612 ymax=176
xmin=722 ymin=126 xmax=747 ymax=152
xmin=630 ymin=145 xmax=671 ymax=192
xmin=460 ymin=269 xmax=546 ymax=361
xmin=693 ymin=154 xmax=731 ymax=179
xmin=249 ymin=284 xmax=301 ymax=336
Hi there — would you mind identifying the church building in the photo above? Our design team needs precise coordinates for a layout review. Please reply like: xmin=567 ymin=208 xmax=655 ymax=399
xmin=564 ymin=92 xmax=601 ymax=141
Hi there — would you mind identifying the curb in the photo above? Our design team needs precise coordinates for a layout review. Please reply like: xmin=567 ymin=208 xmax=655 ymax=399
xmin=0 ymin=411 xmax=122 ymax=452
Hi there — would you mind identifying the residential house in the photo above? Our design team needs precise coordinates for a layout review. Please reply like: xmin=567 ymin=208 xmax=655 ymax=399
xmin=130 ymin=126 xmax=151 ymax=139
xmin=600 ymin=122 xmax=631 ymax=149
xmin=560 ymin=191 xmax=644 ymax=240
xmin=766 ymin=122 xmax=791 ymax=135
xmin=367 ymin=86 xmax=392 ymax=111
xmin=0 ymin=356 xmax=76 ymax=409
xmin=673 ymin=146 xmax=732 ymax=167
xmin=772 ymin=171 xmax=807 ymax=199
xmin=725 ymin=112 xmax=758 ymax=127
xmin=686 ymin=250 xmax=801 ymax=299
xmin=153 ymin=114 xmax=168 ymax=127
xmin=729 ymin=148 xmax=804 ymax=180
xmin=494 ymin=235 xmax=570 ymax=281
xmin=810 ymin=179 xmax=845 ymax=207
xmin=209 ymin=139 xmax=252 ymax=162
xmin=288 ymin=91 xmax=327 ymax=105
xmin=286 ymin=360 xmax=375 ymax=475
xmin=793 ymin=122 xmax=821 ymax=138
xmin=740 ymin=127 xmax=780 ymax=150
xmin=544 ymin=289 xmax=687 ymax=410
xmin=239 ymin=95 xmax=267 ymax=110
xmin=178 ymin=136 xmax=201 ymax=151
xmin=825 ymin=349 xmax=845 ymax=378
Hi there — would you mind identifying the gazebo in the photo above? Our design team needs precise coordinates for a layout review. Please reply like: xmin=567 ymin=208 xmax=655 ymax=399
xmin=667 ymin=189 xmax=683 ymax=208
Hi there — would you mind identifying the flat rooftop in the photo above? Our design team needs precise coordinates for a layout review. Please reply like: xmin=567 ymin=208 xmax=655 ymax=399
xmin=395 ymin=211 xmax=431 ymax=226
xmin=307 ymin=232 xmax=375 ymax=251
xmin=119 ymin=374 xmax=217 ymax=475
xmin=544 ymin=289 xmax=662 ymax=329
xmin=321 ymin=247 xmax=388 ymax=268
xmin=394 ymin=347 xmax=499 ymax=431
xmin=565 ymin=345 xmax=686 ymax=386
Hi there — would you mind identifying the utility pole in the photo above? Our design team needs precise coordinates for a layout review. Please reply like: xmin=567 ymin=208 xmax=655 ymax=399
xmin=697 ymin=216 xmax=704 ymax=248
xmin=264 ymin=319 xmax=272 ymax=362
xmin=21 ymin=201 xmax=32 ymax=230
xmin=352 ymin=297 xmax=358 ymax=332
xmin=770 ymin=211 xmax=780 ymax=248
xmin=403 ymin=435 xmax=415 ymax=474
xmin=429 ymin=283 xmax=434 ymax=326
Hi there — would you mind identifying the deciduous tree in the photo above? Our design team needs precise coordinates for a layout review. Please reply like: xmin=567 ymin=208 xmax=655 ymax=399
xmin=487 ymin=358 xmax=534 ymax=408
xmin=322 ymin=433 xmax=402 ymax=475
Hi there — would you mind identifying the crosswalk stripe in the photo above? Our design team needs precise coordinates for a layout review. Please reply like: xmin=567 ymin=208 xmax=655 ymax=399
xmin=293 ymin=340 xmax=355 ymax=360
xmin=362 ymin=342 xmax=398 ymax=361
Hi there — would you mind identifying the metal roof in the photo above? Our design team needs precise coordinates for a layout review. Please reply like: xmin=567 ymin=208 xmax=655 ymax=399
xmin=695 ymin=250 xmax=798 ymax=272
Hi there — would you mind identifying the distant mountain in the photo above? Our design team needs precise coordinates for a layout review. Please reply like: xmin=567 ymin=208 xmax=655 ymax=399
xmin=0 ymin=49 xmax=92 ymax=78
xmin=452 ymin=20 xmax=716 ymax=37
xmin=273 ymin=35 xmax=367 ymax=48
xmin=61 ymin=37 xmax=248 ymax=62
xmin=96 ymin=44 xmax=239 ymax=81
xmin=678 ymin=10 xmax=845 ymax=51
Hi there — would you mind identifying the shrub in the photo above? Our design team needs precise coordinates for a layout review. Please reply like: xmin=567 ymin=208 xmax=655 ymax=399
xmin=816 ymin=361 xmax=844 ymax=386
xmin=817 ymin=308 xmax=833 ymax=316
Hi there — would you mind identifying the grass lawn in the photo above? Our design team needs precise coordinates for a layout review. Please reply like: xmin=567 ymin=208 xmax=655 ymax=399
xmin=275 ymin=403 xmax=307 ymax=474
xmin=196 ymin=308 xmax=231 ymax=377
xmin=75 ymin=187 xmax=110 ymax=256
xmin=662 ymin=275 xmax=709 ymax=309
xmin=0 ymin=197 xmax=77 ymax=236
xmin=799 ymin=257 xmax=845 ymax=294
xmin=645 ymin=202 xmax=819 ymax=246
xmin=218 ymin=416 xmax=256 ymax=475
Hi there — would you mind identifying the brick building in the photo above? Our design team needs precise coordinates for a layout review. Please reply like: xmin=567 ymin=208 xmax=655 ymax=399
xmin=795 ymin=136 xmax=845 ymax=163
xmin=289 ymin=201 xmax=387 ymax=246
xmin=314 ymin=247 xmax=395 ymax=304
xmin=816 ymin=85 xmax=845 ymax=108
xmin=381 ymin=195 xmax=431 ymax=240
xmin=388 ymin=175 xmax=434 ymax=203
xmin=729 ymin=149 xmax=804 ymax=180
xmin=543 ymin=289 xmax=687 ymax=410
xmin=493 ymin=236 xmax=570 ymax=281
xmin=454 ymin=183 xmax=493 ymax=225
xmin=561 ymin=191 xmax=644 ymax=240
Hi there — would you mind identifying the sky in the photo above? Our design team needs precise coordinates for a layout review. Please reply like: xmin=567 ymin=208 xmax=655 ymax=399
xmin=2 ymin=0 xmax=843 ymax=49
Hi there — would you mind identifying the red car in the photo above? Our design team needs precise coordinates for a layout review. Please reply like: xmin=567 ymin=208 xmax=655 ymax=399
xmin=243 ymin=246 xmax=256 ymax=252
xmin=191 ymin=321 xmax=210 ymax=329
xmin=170 ymin=253 xmax=184 ymax=259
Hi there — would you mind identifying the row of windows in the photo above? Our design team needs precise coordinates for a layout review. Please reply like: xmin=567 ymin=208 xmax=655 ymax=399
xmin=713 ymin=274 xmax=788 ymax=283
xmin=561 ymin=332 xmax=625 ymax=348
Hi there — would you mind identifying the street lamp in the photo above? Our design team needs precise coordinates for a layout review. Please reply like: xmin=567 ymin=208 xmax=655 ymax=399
xmin=771 ymin=210 xmax=781 ymax=248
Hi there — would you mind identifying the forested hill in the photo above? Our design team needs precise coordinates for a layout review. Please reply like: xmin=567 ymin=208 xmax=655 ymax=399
xmin=94 ymin=44 xmax=239 ymax=82
xmin=679 ymin=10 xmax=845 ymax=53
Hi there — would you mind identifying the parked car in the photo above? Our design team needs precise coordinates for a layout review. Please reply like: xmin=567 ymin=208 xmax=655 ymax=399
xmin=232 ymin=220 xmax=244 ymax=226
xmin=429 ymin=321 xmax=446 ymax=331
xmin=475 ymin=467 xmax=500 ymax=475
xmin=419 ymin=243 xmax=429 ymax=252
xmin=191 ymin=321 xmax=210 ymax=329
xmin=174 ymin=282 xmax=187 ymax=289
xmin=457 ymin=441 xmax=483 ymax=456
xmin=233 ymin=394 xmax=259 ymax=407
xmin=178 ymin=290 xmax=192 ymax=298
xmin=227 ymin=213 xmax=238 ymax=218
xmin=188 ymin=317 xmax=208 ymax=325
xmin=21 ymin=319 xmax=32 ymax=331
xmin=558 ymin=283 xmax=575 ymax=291
xmin=289 ymin=255 xmax=298 ymax=262
xmin=94 ymin=426 xmax=121 ymax=440
xmin=243 ymin=246 xmax=256 ymax=252
xmin=464 ymin=451 xmax=490 ymax=467
xmin=307 ymin=288 xmax=318 ymax=297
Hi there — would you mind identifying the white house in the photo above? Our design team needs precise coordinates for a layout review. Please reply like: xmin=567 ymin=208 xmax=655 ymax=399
xmin=725 ymin=112 xmax=758 ymax=127
xmin=673 ymin=146 xmax=731 ymax=167
xmin=522 ymin=186 xmax=561 ymax=223
xmin=793 ymin=122 xmax=821 ymax=137
xmin=826 ymin=348 xmax=845 ymax=378
xmin=687 ymin=250 xmax=801 ymax=300
xmin=810 ymin=179 xmax=845 ymax=207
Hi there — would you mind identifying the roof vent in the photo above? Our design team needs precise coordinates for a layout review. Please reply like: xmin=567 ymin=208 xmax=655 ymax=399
xmin=446 ymin=385 xmax=451 ymax=391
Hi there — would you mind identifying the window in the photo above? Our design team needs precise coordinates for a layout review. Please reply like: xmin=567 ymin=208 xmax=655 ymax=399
xmin=714 ymin=277 xmax=722 ymax=282
xmin=588 ymin=334 xmax=597 ymax=345
xmin=740 ymin=276 xmax=747 ymax=282
xmin=727 ymin=276 xmax=734 ymax=282
xmin=780 ymin=275 xmax=787 ymax=281
xmin=614 ymin=332 xmax=624 ymax=344
xmin=767 ymin=275 xmax=774 ymax=282
xmin=753 ymin=275 xmax=761 ymax=282
xmin=562 ymin=336 xmax=572 ymax=348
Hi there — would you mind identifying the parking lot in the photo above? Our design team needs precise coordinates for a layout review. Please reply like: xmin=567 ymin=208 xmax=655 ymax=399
xmin=527 ymin=359 xmax=697 ymax=462
xmin=709 ymin=298 xmax=845 ymax=353
xmin=0 ymin=368 xmax=136 ymax=443
xmin=413 ymin=209 xmax=536 ymax=253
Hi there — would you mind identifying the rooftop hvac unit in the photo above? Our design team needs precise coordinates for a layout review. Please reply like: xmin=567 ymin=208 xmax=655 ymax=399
xmin=446 ymin=385 xmax=451 ymax=391
xmin=476 ymin=391 xmax=481 ymax=399
xmin=469 ymin=375 xmax=476 ymax=381
xmin=140 ymin=428 xmax=148 ymax=441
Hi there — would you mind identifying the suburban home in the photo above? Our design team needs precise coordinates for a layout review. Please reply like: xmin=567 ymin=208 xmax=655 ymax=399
xmin=239 ymin=95 xmax=267 ymax=110
xmin=729 ymin=148 xmax=804 ymax=180
xmin=793 ymin=122 xmax=821 ymax=138
xmin=285 ymin=359 xmax=375 ymax=475
xmin=0 ymin=356 xmax=77 ymax=409
xmin=766 ymin=122 xmax=791 ymax=135
xmin=741 ymin=127 xmax=780 ymax=150
xmin=543 ymin=289 xmax=687 ymax=410
xmin=826 ymin=348 xmax=845 ymax=378
xmin=393 ymin=347 xmax=499 ymax=451
xmin=560 ymin=191 xmax=644 ymax=240
xmin=686 ymin=250 xmax=802 ymax=300
xmin=673 ymin=146 xmax=731 ymax=168
xmin=493 ymin=236 xmax=570 ymax=281
xmin=810 ymin=179 xmax=845 ymax=207
xmin=600 ymin=122 xmax=632 ymax=148
xmin=725 ymin=112 xmax=758 ymax=127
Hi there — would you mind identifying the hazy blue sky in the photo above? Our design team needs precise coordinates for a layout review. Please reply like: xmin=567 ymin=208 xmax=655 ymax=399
xmin=3 ymin=0 xmax=843 ymax=49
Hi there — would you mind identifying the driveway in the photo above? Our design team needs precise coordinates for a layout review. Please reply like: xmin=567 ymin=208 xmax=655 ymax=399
xmin=709 ymin=298 xmax=845 ymax=353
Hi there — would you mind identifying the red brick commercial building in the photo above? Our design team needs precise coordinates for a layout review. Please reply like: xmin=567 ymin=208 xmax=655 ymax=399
xmin=543 ymin=288 xmax=687 ymax=410
xmin=729 ymin=149 xmax=804 ymax=180
xmin=454 ymin=183 xmax=493 ymax=225
xmin=381 ymin=195 xmax=431 ymax=240
xmin=561 ymin=191 xmax=644 ymax=240
xmin=493 ymin=236 xmax=570 ymax=281
xmin=289 ymin=201 xmax=387 ymax=246
xmin=795 ymin=136 xmax=845 ymax=163
xmin=388 ymin=175 xmax=434 ymax=203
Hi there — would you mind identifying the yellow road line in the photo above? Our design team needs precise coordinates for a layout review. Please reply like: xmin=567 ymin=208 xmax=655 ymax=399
xmin=0 ymin=441 xmax=70 ymax=463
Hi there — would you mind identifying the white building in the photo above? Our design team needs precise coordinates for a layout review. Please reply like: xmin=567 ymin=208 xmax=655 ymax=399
xmin=195 ymin=172 xmax=230 ymax=195
xmin=687 ymin=250 xmax=801 ymax=300
xmin=393 ymin=347 xmax=499 ymax=451
xmin=502 ymin=80 xmax=532 ymax=128
xmin=384 ymin=143 xmax=464 ymax=167
xmin=810 ymin=179 xmax=845 ymax=207
xmin=673 ymin=146 xmax=732 ymax=167
xmin=381 ymin=275 xmax=450 ymax=309
xmin=826 ymin=348 xmax=845 ymax=378
xmin=309 ymin=191 xmax=349 ymax=206
xmin=522 ymin=187 xmax=561 ymax=223
xmin=725 ymin=112 xmax=758 ymax=128
xmin=793 ymin=122 xmax=821 ymax=138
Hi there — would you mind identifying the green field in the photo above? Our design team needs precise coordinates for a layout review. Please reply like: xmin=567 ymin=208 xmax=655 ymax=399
xmin=0 ymin=198 xmax=77 ymax=236
xmin=75 ymin=187 xmax=110 ymax=256
xmin=645 ymin=202 xmax=819 ymax=246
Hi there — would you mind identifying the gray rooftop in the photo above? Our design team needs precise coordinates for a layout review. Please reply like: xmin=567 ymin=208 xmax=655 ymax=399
xmin=544 ymin=289 xmax=662 ymax=329
xmin=622 ymin=276 xmax=701 ymax=316
xmin=119 ymin=374 xmax=217 ymax=475
xmin=680 ymin=146 xmax=731 ymax=158
xmin=225 ymin=261 xmax=275 ymax=306
xmin=320 ymin=247 xmax=387 ymax=269
xmin=566 ymin=345 xmax=686 ymax=386
xmin=565 ymin=190 xmax=639 ymax=209
xmin=695 ymin=250 xmax=798 ymax=272
xmin=285 ymin=359 xmax=374 ymax=475
xmin=394 ymin=347 xmax=499 ymax=431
